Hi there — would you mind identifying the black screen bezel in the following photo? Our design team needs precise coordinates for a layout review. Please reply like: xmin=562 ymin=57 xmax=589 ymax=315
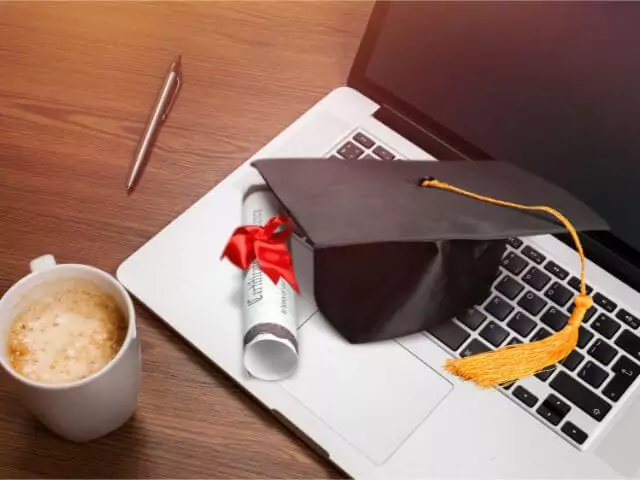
xmin=347 ymin=1 xmax=640 ymax=289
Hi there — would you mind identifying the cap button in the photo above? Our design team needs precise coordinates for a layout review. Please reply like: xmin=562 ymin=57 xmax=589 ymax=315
xmin=418 ymin=176 xmax=436 ymax=186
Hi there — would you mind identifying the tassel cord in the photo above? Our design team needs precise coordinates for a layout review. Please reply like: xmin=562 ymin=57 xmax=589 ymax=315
xmin=421 ymin=178 xmax=592 ymax=388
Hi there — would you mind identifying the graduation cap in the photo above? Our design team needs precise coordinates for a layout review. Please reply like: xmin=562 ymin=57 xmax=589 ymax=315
xmin=251 ymin=158 xmax=608 ymax=387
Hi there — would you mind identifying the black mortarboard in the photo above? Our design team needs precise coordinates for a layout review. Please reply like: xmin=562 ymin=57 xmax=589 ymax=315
xmin=251 ymin=159 xmax=608 ymax=353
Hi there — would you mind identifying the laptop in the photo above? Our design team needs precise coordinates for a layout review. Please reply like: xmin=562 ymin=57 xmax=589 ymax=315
xmin=117 ymin=2 xmax=640 ymax=477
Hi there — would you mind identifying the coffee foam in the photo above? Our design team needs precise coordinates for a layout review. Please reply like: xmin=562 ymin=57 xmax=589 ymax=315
xmin=8 ymin=278 xmax=127 ymax=385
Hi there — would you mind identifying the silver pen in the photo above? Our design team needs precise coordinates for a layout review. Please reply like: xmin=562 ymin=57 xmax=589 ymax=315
xmin=126 ymin=55 xmax=183 ymax=193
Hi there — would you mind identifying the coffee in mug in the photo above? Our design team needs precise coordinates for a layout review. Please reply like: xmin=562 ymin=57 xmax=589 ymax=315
xmin=8 ymin=278 xmax=127 ymax=385
xmin=0 ymin=255 xmax=141 ymax=442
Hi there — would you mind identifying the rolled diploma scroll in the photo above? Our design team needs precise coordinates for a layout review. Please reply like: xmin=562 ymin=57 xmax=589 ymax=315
xmin=242 ymin=188 xmax=298 ymax=380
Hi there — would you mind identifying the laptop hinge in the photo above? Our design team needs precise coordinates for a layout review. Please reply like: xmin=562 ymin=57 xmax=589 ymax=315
xmin=374 ymin=104 xmax=469 ymax=160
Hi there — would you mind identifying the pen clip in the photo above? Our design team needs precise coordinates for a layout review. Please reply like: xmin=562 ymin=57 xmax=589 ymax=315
xmin=161 ymin=56 xmax=183 ymax=123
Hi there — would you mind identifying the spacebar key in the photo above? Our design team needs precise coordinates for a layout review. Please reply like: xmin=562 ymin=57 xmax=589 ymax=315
xmin=550 ymin=371 xmax=611 ymax=422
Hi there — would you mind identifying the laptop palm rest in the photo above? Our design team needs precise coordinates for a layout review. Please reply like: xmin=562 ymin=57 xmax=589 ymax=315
xmin=281 ymin=313 xmax=452 ymax=465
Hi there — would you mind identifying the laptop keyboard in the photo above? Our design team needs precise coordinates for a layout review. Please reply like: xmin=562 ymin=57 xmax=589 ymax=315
xmin=328 ymin=129 xmax=640 ymax=451
xmin=430 ymin=238 xmax=640 ymax=450
xmin=329 ymin=131 xmax=398 ymax=162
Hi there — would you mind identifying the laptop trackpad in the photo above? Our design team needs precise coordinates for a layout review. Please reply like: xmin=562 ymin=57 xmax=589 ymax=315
xmin=281 ymin=313 xmax=452 ymax=465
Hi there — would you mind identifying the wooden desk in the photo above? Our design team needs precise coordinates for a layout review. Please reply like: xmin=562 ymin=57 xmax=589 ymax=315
xmin=0 ymin=2 xmax=371 ymax=477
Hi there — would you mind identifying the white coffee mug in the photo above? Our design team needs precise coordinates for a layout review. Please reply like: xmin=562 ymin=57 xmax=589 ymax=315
xmin=0 ymin=254 xmax=141 ymax=442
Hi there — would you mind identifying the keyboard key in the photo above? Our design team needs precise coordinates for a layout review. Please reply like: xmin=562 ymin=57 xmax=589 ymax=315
xmin=562 ymin=422 xmax=588 ymax=445
xmin=588 ymin=339 xmax=617 ymax=366
xmin=353 ymin=132 xmax=375 ymax=148
xmin=502 ymin=381 xmax=516 ymax=391
xmin=550 ymin=371 xmax=611 ymax=422
xmin=615 ymin=330 xmax=640 ymax=363
xmin=485 ymin=296 xmax=514 ymax=321
xmin=513 ymin=386 xmax=538 ymax=408
xmin=501 ymin=252 xmax=528 ymax=276
xmin=561 ymin=349 xmax=585 ymax=371
xmin=541 ymin=307 xmax=569 ymax=332
xmin=544 ymin=261 xmax=569 ymax=280
xmin=616 ymin=309 xmax=640 ymax=330
xmin=507 ymin=311 xmax=536 ymax=338
xmin=337 ymin=141 xmax=364 ymax=160
xmin=593 ymin=293 xmax=617 ymax=313
xmin=457 ymin=309 xmax=486 ymax=331
xmin=532 ymin=327 xmax=553 ymax=342
xmin=522 ymin=246 xmax=546 ymax=264
xmin=495 ymin=276 xmax=524 ymax=300
xmin=460 ymin=339 xmax=491 ymax=358
xmin=507 ymin=237 xmax=523 ymax=249
xmin=372 ymin=145 xmax=395 ymax=161
xmin=612 ymin=355 xmax=640 ymax=378
xmin=545 ymin=393 xmax=571 ymax=416
xmin=577 ymin=326 xmax=594 ymax=349
xmin=578 ymin=360 xmax=609 ymax=388
xmin=522 ymin=267 xmax=551 ymax=291
xmin=567 ymin=303 xmax=597 ymax=323
xmin=591 ymin=313 xmax=621 ymax=339
xmin=517 ymin=291 xmax=548 ymax=316
xmin=537 ymin=394 xmax=570 ymax=426
xmin=428 ymin=321 xmax=470 ymax=351
xmin=567 ymin=276 xmax=593 ymax=294
xmin=507 ymin=337 xmax=522 ymax=346
xmin=603 ymin=356 xmax=640 ymax=402
xmin=535 ymin=365 xmax=556 ymax=382
xmin=361 ymin=154 xmax=379 ymax=161
xmin=536 ymin=404 xmax=561 ymax=426
xmin=480 ymin=321 xmax=509 ymax=347
xmin=544 ymin=282 xmax=573 ymax=307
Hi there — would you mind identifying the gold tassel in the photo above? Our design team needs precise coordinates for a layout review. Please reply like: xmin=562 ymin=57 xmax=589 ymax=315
xmin=421 ymin=178 xmax=592 ymax=388
xmin=445 ymin=294 xmax=592 ymax=387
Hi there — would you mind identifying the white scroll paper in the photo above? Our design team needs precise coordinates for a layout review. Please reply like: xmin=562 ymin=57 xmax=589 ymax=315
xmin=242 ymin=188 xmax=298 ymax=381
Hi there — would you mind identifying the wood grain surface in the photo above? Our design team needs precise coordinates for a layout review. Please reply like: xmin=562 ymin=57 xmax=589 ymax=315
xmin=0 ymin=2 xmax=371 ymax=477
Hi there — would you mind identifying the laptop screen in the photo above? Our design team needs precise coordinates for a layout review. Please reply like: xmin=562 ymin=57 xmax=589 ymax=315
xmin=356 ymin=2 xmax=640 ymax=265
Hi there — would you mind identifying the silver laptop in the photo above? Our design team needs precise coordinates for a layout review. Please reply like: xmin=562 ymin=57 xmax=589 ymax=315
xmin=118 ymin=2 xmax=640 ymax=477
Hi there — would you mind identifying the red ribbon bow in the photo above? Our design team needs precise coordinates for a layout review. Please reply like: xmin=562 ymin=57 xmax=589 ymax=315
xmin=221 ymin=215 xmax=300 ymax=293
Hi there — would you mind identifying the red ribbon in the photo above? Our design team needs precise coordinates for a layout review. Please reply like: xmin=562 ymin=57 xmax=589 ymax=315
xmin=221 ymin=215 xmax=300 ymax=293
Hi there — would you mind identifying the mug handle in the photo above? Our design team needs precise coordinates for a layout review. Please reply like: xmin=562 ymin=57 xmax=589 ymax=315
xmin=30 ymin=254 xmax=57 ymax=273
